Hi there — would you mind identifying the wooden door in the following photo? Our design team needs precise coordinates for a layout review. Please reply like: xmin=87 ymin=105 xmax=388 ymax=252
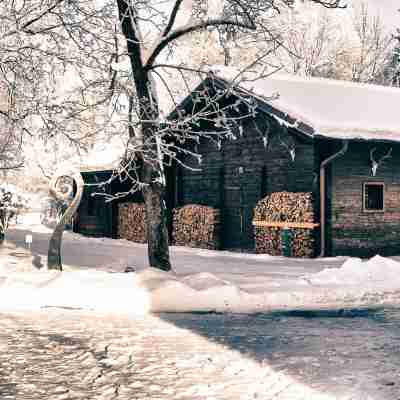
xmin=222 ymin=185 xmax=243 ymax=249
xmin=221 ymin=170 xmax=254 ymax=250
xmin=76 ymin=186 xmax=110 ymax=237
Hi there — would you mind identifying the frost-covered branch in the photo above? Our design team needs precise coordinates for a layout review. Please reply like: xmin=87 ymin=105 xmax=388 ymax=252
xmin=0 ymin=0 xmax=346 ymax=270
xmin=145 ymin=18 xmax=256 ymax=69
xmin=162 ymin=0 xmax=185 ymax=38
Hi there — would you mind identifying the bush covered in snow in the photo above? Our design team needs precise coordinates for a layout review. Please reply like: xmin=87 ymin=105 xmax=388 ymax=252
xmin=40 ymin=196 xmax=70 ymax=228
xmin=0 ymin=184 xmax=28 ymax=237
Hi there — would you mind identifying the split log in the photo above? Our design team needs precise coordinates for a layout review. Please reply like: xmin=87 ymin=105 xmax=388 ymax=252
xmin=254 ymin=192 xmax=316 ymax=257
xmin=118 ymin=203 xmax=147 ymax=243
xmin=173 ymin=204 xmax=220 ymax=250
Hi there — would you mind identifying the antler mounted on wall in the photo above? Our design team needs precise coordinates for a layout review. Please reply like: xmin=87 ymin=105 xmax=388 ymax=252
xmin=370 ymin=147 xmax=392 ymax=176
xmin=251 ymin=118 xmax=271 ymax=149
xmin=279 ymin=129 xmax=296 ymax=162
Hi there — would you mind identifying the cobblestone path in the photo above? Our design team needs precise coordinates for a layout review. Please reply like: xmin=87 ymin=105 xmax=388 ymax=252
xmin=1 ymin=309 xmax=400 ymax=400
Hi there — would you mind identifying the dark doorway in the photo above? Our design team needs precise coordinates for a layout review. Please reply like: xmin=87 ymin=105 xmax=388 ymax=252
xmin=221 ymin=166 xmax=255 ymax=251
xmin=74 ymin=171 xmax=113 ymax=237
xmin=76 ymin=184 xmax=112 ymax=237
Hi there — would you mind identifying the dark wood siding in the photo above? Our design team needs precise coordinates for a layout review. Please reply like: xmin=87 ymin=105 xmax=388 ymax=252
xmin=179 ymin=113 xmax=317 ymax=250
xmin=330 ymin=141 xmax=400 ymax=257
xmin=75 ymin=171 xmax=114 ymax=237
xmin=75 ymin=171 xmax=143 ymax=238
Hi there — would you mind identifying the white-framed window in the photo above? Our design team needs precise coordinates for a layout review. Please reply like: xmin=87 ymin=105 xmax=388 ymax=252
xmin=363 ymin=182 xmax=385 ymax=212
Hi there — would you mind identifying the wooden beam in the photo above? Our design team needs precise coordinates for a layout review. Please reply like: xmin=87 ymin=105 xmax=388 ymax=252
xmin=253 ymin=221 xmax=320 ymax=229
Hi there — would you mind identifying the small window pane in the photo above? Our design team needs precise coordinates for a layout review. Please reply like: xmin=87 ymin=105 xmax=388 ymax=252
xmin=364 ymin=183 xmax=384 ymax=211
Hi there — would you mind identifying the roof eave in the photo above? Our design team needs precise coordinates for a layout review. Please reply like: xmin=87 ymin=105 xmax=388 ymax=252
xmin=167 ymin=75 xmax=315 ymax=140
xmin=79 ymin=167 xmax=115 ymax=173
xmin=314 ymin=133 xmax=400 ymax=145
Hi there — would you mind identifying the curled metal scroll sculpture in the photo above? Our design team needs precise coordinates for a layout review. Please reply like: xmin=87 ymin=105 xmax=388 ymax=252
xmin=47 ymin=172 xmax=84 ymax=270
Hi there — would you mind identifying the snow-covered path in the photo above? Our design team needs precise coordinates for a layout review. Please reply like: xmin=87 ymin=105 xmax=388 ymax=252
xmin=1 ymin=308 xmax=400 ymax=400
xmin=1 ymin=214 xmax=400 ymax=399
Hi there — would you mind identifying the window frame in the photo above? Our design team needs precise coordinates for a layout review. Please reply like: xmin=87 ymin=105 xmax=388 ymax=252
xmin=363 ymin=181 xmax=385 ymax=213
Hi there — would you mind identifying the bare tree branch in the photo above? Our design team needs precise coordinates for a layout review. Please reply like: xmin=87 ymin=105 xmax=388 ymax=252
xmin=21 ymin=0 xmax=65 ymax=33
xmin=145 ymin=18 xmax=256 ymax=69
xmin=162 ymin=0 xmax=185 ymax=38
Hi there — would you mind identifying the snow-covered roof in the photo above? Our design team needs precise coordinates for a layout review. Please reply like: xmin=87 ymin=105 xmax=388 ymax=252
xmin=211 ymin=66 xmax=400 ymax=143
xmin=52 ymin=139 xmax=126 ymax=178
xmin=80 ymin=142 xmax=125 ymax=173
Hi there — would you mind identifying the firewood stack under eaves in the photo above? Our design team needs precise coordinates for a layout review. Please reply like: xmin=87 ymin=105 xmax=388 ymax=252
xmin=254 ymin=192 xmax=316 ymax=257
xmin=173 ymin=204 xmax=221 ymax=250
xmin=118 ymin=203 xmax=147 ymax=243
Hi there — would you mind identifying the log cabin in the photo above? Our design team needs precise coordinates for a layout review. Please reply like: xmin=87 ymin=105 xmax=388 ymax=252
xmin=168 ymin=70 xmax=400 ymax=257
xmin=74 ymin=71 xmax=400 ymax=257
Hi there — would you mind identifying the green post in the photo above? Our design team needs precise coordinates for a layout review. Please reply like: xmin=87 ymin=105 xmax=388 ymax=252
xmin=281 ymin=226 xmax=292 ymax=257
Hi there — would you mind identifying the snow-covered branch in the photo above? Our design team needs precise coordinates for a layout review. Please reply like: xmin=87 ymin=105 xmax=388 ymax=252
xmin=145 ymin=18 xmax=256 ymax=69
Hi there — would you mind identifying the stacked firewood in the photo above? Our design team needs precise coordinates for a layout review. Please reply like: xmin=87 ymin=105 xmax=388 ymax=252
xmin=291 ymin=228 xmax=315 ymax=257
xmin=254 ymin=192 xmax=315 ymax=257
xmin=118 ymin=203 xmax=147 ymax=243
xmin=172 ymin=204 xmax=220 ymax=249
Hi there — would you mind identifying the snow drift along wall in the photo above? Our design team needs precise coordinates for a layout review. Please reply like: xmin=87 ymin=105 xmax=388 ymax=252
xmin=173 ymin=205 xmax=220 ymax=250
xmin=118 ymin=203 xmax=147 ymax=243
xmin=254 ymin=192 xmax=316 ymax=257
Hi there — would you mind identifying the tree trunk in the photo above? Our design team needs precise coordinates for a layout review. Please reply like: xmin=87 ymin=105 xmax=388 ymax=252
xmin=116 ymin=0 xmax=171 ymax=271
xmin=142 ymin=180 xmax=171 ymax=271
xmin=47 ymin=172 xmax=84 ymax=270
xmin=139 ymin=110 xmax=171 ymax=271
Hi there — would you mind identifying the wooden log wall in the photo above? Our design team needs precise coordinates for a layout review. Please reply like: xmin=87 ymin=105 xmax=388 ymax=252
xmin=329 ymin=141 xmax=400 ymax=257
xmin=178 ymin=113 xmax=317 ymax=250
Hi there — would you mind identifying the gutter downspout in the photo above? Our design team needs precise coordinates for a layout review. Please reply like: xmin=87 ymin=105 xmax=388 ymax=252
xmin=319 ymin=140 xmax=348 ymax=257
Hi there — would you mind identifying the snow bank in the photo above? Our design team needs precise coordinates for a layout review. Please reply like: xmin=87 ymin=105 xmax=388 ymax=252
xmin=2 ymin=225 xmax=400 ymax=314
xmin=136 ymin=260 xmax=400 ymax=314
xmin=0 ymin=268 xmax=151 ymax=315
xmin=303 ymin=255 xmax=400 ymax=287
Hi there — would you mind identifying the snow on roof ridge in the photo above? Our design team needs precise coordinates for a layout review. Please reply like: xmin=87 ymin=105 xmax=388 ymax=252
xmin=209 ymin=64 xmax=400 ymax=95
xmin=264 ymin=73 xmax=400 ymax=95
xmin=209 ymin=65 xmax=400 ymax=142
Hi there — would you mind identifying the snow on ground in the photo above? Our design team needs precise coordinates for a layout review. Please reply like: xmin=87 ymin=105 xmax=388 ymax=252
xmin=2 ymin=213 xmax=400 ymax=314
xmin=0 ymin=268 xmax=151 ymax=314
xmin=141 ymin=256 xmax=400 ymax=313
xmin=17 ymin=212 xmax=46 ymax=227
xmin=304 ymin=256 xmax=400 ymax=286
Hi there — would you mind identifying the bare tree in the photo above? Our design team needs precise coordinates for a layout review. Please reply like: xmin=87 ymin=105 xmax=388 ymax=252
xmin=1 ymin=0 xmax=344 ymax=271
xmin=1 ymin=0 xmax=120 ymax=269
xmin=0 ymin=129 xmax=23 ymax=172
xmin=384 ymin=29 xmax=400 ymax=87
xmin=112 ymin=0 xmax=345 ymax=271
xmin=351 ymin=2 xmax=393 ymax=84
xmin=269 ymin=1 xmax=394 ymax=84
xmin=273 ymin=3 xmax=342 ymax=77
xmin=0 ymin=83 xmax=24 ymax=172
